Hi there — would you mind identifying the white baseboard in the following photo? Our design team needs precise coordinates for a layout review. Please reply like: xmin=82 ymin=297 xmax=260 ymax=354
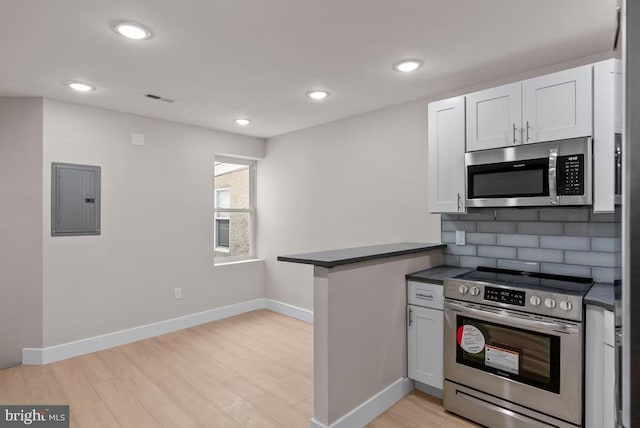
xmin=265 ymin=298 xmax=313 ymax=323
xmin=22 ymin=298 xmax=266 ymax=365
xmin=22 ymin=297 xmax=313 ymax=365
xmin=309 ymin=377 xmax=414 ymax=428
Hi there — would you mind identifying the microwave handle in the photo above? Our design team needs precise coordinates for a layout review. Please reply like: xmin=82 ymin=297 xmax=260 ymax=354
xmin=549 ymin=147 xmax=559 ymax=205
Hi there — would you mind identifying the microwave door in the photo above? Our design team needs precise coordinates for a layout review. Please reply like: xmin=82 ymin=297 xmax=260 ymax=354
xmin=467 ymin=157 xmax=550 ymax=207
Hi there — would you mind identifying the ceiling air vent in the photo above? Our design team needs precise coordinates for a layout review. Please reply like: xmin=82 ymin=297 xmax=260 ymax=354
xmin=145 ymin=93 xmax=175 ymax=103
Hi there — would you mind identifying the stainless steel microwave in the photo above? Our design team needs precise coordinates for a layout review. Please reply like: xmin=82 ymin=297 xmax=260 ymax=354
xmin=466 ymin=137 xmax=592 ymax=207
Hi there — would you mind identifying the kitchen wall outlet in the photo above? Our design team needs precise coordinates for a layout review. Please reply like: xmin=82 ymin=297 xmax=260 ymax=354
xmin=456 ymin=230 xmax=466 ymax=245
xmin=174 ymin=287 xmax=183 ymax=300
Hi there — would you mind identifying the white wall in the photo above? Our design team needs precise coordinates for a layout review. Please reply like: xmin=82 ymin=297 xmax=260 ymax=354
xmin=258 ymin=99 xmax=442 ymax=310
xmin=0 ymin=98 xmax=44 ymax=367
xmin=42 ymin=99 xmax=265 ymax=347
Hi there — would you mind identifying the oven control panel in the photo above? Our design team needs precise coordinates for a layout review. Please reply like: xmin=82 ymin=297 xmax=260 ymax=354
xmin=484 ymin=286 xmax=525 ymax=306
xmin=444 ymin=278 xmax=584 ymax=321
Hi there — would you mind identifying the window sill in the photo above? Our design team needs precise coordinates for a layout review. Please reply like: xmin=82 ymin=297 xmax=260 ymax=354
xmin=214 ymin=258 xmax=264 ymax=267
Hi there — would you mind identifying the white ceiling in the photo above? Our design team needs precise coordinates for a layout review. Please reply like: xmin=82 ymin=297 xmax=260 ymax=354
xmin=0 ymin=0 xmax=617 ymax=138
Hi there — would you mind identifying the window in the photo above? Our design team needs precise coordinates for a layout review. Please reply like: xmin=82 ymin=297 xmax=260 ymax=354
xmin=215 ymin=188 xmax=230 ymax=250
xmin=214 ymin=157 xmax=256 ymax=262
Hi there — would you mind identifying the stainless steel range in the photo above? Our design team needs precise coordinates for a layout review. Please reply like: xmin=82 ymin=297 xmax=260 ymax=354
xmin=443 ymin=267 xmax=593 ymax=428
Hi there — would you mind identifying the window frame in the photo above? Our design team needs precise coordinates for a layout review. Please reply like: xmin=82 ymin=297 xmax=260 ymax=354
xmin=213 ymin=156 xmax=256 ymax=264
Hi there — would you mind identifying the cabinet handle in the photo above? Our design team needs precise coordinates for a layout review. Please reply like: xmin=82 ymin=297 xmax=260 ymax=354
xmin=408 ymin=307 xmax=413 ymax=327
xmin=549 ymin=147 xmax=559 ymax=205
xmin=457 ymin=193 xmax=462 ymax=211
xmin=513 ymin=123 xmax=518 ymax=144
xmin=526 ymin=121 xmax=532 ymax=142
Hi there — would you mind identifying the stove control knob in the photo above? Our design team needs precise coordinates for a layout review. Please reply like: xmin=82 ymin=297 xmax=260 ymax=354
xmin=560 ymin=300 xmax=573 ymax=311
xmin=544 ymin=298 xmax=557 ymax=309
xmin=470 ymin=286 xmax=480 ymax=296
xmin=458 ymin=284 xmax=468 ymax=295
xmin=530 ymin=296 xmax=541 ymax=306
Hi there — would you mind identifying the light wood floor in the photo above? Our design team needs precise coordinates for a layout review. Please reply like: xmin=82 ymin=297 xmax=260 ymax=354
xmin=0 ymin=309 xmax=477 ymax=427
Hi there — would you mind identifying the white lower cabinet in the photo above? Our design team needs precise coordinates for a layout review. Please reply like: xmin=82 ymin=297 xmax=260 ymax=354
xmin=407 ymin=305 xmax=443 ymax=390
xmin=585 ymin=305 xmax=616 ymax=428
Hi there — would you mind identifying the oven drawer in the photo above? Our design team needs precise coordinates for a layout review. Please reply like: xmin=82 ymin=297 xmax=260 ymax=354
xmin=444 ymin=380 xmax=578 ymax=428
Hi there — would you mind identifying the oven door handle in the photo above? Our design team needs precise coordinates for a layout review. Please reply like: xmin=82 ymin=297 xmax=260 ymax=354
xmin=549 ymin=147 xmax=559 ymax=205
xmin=446 ymin=300 xmax=580 ymax=334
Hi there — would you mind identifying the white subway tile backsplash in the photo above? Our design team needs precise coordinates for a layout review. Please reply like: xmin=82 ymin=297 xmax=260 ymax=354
xmin=478 ymin=245 xmax=517 ymax=259
xmin=495 ymin=209 xmax=538 ymax=221
xmin=441 ymin=208 xmax=621 ymax=277
xmin=466 ymin=233 xmax=497 ymax=245
xmin=458 ymin=209 xmax=496 ymax=221
xmin=517 ymin=222 xmax=564 ymax=235
xmin=444 ymin=255 xmax=460 ymax=266
xmin=442 ymin=221 xmax=476 ymax=232
xmin=589 ymin=222 xmax=621 ymax=237
xmin=539 ymin=236 xmax=590 ymax=251
xmin=565 ymin=251 xmax=618 ymax=267
xmin=497 ymin=234 xmax=539 ymax=248
xmin=591 ymin=238 xmax=621 ymax=252
xmin=590 ymin=211 xmax=622 ymax=223
xmin=518 ymin=248 xmax=564 ymax=263
xmin=497 ymin=259 xmax=540 ymax=272
xmin=592 ymin=267 xmax=619 ymax=283
xmin=459 ymin=256 xmax=497 ymax=268
xmin=477 ymin=222 xmax=517 ymax=234
xmin=441 ymin=214 xmax=460 ymax=221
xmin=564 ymin=223 xmax=590 ymax=236
xmin=445 ymin=244 xmax=477 ymax=256
xmin=442 ymin=232 xmax=456 ymax=244
xmin=540 ymin=263 xmax=592 ymax=278
xmin=538 ymin=209 xmax=590 ymax=222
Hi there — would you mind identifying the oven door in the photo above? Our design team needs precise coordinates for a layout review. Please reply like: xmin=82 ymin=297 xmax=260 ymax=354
xmin=444 ymin=299 xmax=583 ymax=425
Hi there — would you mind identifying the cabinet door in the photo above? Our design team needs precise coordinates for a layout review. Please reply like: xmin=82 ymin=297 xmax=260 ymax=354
xmin=407 ymin=305 xmax=443 ymax=389
xmin=585 ymin=306 xmax=605 ymax=428
xmin=603 ymin=344 xmax=615 ymax=428
xmin=522 ymin=64 xmax=593 ymax=144
xmin=593 ymin=59 xmax=623 ymax=213
xmin=466 ymin=82 xmax=522 ymax=151
xmin=428 ymin=97 xmax=466 ymax=213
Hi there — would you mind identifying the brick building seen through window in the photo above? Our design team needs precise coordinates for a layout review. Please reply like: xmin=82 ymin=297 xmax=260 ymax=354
xmin=214 ymin=158 xmax=255 ymax=261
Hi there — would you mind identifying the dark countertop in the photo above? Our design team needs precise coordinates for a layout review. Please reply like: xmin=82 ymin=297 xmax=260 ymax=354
xmin=406 ymin=265 xmax=473 ymax=285
xmin=277 ymin=242 xmax=446 ymax=268
xmin=584 ymin=282 xmax=620 ymax=311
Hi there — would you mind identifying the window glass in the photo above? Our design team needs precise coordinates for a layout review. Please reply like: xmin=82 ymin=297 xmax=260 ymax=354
xmin=214 ymin=159 xmax=254 ymax=261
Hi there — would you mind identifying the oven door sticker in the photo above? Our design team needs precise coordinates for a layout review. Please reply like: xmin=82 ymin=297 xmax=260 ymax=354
xmin=456 ymin=325 xmax=485 ymax=354
xmin=485 ymin=344 xmax=520 ymax=375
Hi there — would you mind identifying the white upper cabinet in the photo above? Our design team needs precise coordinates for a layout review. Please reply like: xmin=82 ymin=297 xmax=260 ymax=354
xmin=428 ymin=97 xmax=466 ymax=213
xmin=522 ymin=64 xmax=593 ymax=144
xmin=466 ymin=82 xmax=522 ymax=152
xmin=593 ymin=58 xmax=623 ymax=213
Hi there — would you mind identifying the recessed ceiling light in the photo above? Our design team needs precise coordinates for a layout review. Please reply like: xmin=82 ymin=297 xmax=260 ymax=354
xmin=235 ymin=118 xmax=251 ymax=126
xmin=393 ymin=59 xmax=423 ymax=73
xmin=306 ymin=90 xmax=330 ymax=101
xmin=64 ymin=81 xmax=96 ymax=92
xmin=111 ymin=20 xmax=153 ymax=40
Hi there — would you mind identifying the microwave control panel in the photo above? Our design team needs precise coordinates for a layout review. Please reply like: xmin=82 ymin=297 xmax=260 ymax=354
xmin=557 ymin=154 xmax=584 ymax=196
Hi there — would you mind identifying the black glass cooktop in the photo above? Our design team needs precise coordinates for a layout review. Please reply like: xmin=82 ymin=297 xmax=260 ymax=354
xmin=456 ymin=266 xmax=594 ymax=296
